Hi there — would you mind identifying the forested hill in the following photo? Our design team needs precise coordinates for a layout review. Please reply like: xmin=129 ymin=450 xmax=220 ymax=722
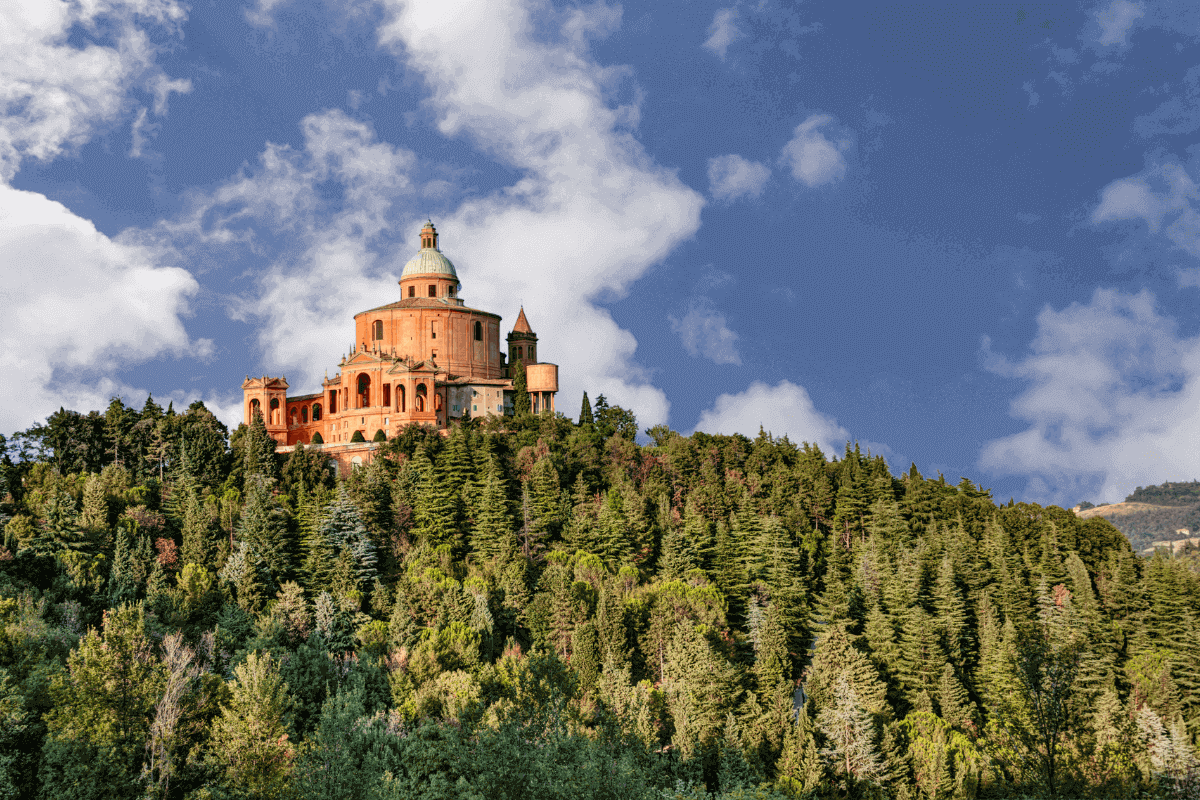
xmin=1125 ymin=480 xmax=1200 ymax=507
xmin=0 ymin=395 xmax=1198 ymax=800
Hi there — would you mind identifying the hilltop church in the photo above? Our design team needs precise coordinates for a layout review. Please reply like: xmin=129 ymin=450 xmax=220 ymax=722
xmin=241 ymin=220 xmax=559 ymax=471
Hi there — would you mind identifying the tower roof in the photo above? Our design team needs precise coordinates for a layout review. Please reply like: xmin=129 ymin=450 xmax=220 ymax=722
xmin=400 ymin=220 xmax=458 ymax=280
xmin=512 ymin=306 xmax=533 ymax=333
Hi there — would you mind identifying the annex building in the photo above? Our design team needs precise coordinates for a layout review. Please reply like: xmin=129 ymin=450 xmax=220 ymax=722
xmin=241 ymin=220 xmax=559 ymax=471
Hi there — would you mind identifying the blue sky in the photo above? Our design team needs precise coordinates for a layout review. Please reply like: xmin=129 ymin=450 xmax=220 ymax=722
xmin=5 ymin=0 xmax=1200 ymax=505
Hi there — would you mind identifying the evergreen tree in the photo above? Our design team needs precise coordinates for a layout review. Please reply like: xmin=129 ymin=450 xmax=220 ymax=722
xmin=318 ymin=486 xmax=378 ymax=591
xmin=208 ymin=651 xmax=295 ymax=799
xmin=180 ymin=481 xmax=214 ymax=569
xmin=470 ymin=457 xmax=514 ymax=561
xmin=512 ymin=360 xmax=531 ymax=416
xmin=817 ymin=676 xmax=885 ymax=787
xmin=242 ymin=411 xmax=279 ymax=481
xmin=238 ymin=474 xmax=292 ymax=587
xmin=578 ymin=391 xmax=594 ymax=427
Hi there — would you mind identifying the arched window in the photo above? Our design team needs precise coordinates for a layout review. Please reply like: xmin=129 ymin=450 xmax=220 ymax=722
xmin=269 ymin=397 xmax=280 ymax=425
xmin=428 ymin=284 xmax=436 ymax=297
xmin=351 ymin=455 xmax=363 ymax=470
xmin=301 ymin=406 xmax=309 ymax=423
xmin=435 ymin=392 xmax=442 ymax=411
xmin=357 ymin=373 xmax=371 ymax=407
xmin=516 ymin=345 xmax=523 ymax=360
xmin=398 ymin=384 xmax=406 ymax=412
xmin=415 ymin=383 xmax=427 ymax=412
xmin=449 ymin=286 xmax=456 ymax=297
xmin=250 ymin=398 xmax=261 ymax=420
xmin=373 ymin=320 xmax=383 ymax=340
xmin=312 ymin=403 xmax=322 ymax=421
xmin=529 ymin=346 xmax=535 ymax=362
xmin=330 ymin=391 xmax=337 ymax=414
xmin=383 ymin=383 xmax=391 ymax=407
xmin=474 ymin=320 xmax=482 ymax=341
xmin=289 ymin=409 xmax=297 ymax=425
xmin=408 ymin=285 xmax=415 ymax=298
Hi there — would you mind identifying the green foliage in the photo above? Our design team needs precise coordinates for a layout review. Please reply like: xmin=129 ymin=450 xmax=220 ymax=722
xmin=4 ymin=395 xmax=1199 ymax=800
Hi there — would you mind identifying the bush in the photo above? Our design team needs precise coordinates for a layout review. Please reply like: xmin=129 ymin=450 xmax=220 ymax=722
xmin=310 ymin=432 xmax=323 ymax=444
xmin=373 ymin=429 xmax=386 ymax=442
xmin=350 ymin=430 xmax=365 ymax=443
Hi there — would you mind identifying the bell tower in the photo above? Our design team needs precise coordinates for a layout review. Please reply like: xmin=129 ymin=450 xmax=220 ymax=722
xmin=507 ymin=306 xmax=537 ymax=365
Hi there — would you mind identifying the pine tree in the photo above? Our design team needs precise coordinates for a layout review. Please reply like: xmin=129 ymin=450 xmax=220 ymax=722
xmin=470 ymin=457 xmax=515 ymax=561
xmin=776 ymin=707 xmax=826 ymax=795
xmin=79 ymin=474 xmax=109 ymax=536
xmin=933 ymin=553 xmax=970 ymax=669
xmin=237 ymin=475 xmax=292 ymax=588
xmin=242 ymin=411 xmax=279 ymax=481
xmin=659 ymin=519 xmax=699 ymax=580
xmin=817 ymin=675 xmax=885 ymax=787
xmin=208 ymin=651 xmax=295 ymax=798
xmin=318 ymin=486 xmax=377 ymax=590
xmin=180 ymin=482 xmax=214 ymax=569
xmin=562 ymin=473 xmax=599 ymax=554
xmin=411 ymin=447 xmax=459 ymax=550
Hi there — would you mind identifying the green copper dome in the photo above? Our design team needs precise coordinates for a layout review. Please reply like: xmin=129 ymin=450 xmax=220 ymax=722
xmin=401 ymin=220 xmax=458 ymax=279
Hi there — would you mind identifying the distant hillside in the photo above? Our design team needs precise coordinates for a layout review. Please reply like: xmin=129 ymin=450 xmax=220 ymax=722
xmin=1124 ymin=480 xmax=1200 ymax=506
xmin=1075 ymin=501 xmax=1200 ymax=553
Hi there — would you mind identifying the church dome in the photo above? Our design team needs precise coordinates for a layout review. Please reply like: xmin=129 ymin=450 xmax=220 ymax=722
xmin=401 ymin=220 xmax=458 ymax=279
xmin=401 ymin=248 xmax=458 ymax=279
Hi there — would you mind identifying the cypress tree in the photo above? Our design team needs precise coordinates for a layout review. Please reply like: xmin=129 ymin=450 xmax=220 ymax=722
xmin=578 ymin=391 xmax=594 ymax=427
xmin=512 ymin=360 xmax=530 ymax=416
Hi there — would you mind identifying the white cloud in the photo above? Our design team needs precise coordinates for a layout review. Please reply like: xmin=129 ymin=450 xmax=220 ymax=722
xmin=780 ymin=113 xmax=851 ymax=188
xmin=245 ymin=0 xmax=291 ymax=27
xmin=1092 ymin=162 xmax=1200 ymax=260
xmin=162 ymin=109 xmax=418 ymax=390
xmin=369 ymin=0 xmax=702 ymax=425
xmin=0 ymin=0 xmax=189 ymax=181
xmin=695 ymin=380 xmax=848 ymax=454
xmin=669 ymin=299 xmax=741 ymax=365
xmin=164 ymin=0 xmax=703 ymax=430
xmin=980 ymin=288 xmax=1200 ymax=504
xmin=0 ymin=184 xmax=207 ymax=434
xmin=704 ymin=7 xmax=742 ymax=60
xmin=1094 ymin=0 xmax=1144 ymax=46
xmin=707 ymin=154 xmax=770 ymax=201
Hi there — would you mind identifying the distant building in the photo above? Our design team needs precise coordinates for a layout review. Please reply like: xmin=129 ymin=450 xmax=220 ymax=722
xmin=242 ymin=220 xmax=558 ymax=472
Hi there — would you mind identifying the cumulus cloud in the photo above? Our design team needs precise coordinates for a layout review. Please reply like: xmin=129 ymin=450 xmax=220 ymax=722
xmin=704 ymin=8 xmax=742 ymax=60
xmin=1093 ymin=0 xmax=1144 ymax=46
xmin=780 ymin=113 xmax=851 ymax=188
xmin=0 ymin=184 xmax=208 ymax=433
xmin=979 ymin=288 xmax=1200 ymax=504
xmin=695 ymin=380 xmax=848 ymax=454
xmin=1092 ymin=162 xmax=1200 ymax=262
xmin=368 ymin=0 xmax=703 ymax=425
xmin=0 ymin=0 xmax=190 ymax=181
xmin=707 ymin=154 xmax=770 ymax=201
xmin=172 ymin=0 xmax=703 ymax=428
xmin=161 ymin=108 xmax=418 ymax=391
xmin=669 ymin=299 xmax=741 ymax=365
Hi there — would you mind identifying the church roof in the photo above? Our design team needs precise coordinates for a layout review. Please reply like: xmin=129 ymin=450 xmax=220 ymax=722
xmin=400 ymin=247 xmax=458 ymax=280
xmin=358 ymin=298 xmax=500 ymax=317
xmin=512 ymin=306 xmax=533 ymax=333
